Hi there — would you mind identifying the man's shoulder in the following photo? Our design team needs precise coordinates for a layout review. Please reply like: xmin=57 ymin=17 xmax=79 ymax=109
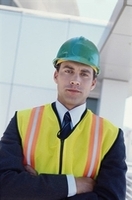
xmin=87 ymin=109 xmax=119 ymax=130
xmin=17 ymin=103 xmax=51 ymax=113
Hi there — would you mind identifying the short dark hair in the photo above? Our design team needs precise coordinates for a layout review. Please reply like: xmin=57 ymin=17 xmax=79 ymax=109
xmin=93 ymin=71 xmax=97 ymax=79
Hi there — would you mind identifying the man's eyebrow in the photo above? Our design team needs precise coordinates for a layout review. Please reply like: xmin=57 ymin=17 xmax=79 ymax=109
xmin=81 ymin=69 xmax=91 ymax=73
xmin=63 ymin=65 xmax=74 ymax=70
xmin=62 ymin=65 xmax=91 ymax=73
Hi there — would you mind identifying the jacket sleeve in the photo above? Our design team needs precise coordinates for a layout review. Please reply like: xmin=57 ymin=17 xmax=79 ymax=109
xmin=0 ymin=113 xmax=68 ymax=200
xmin=67 ymin=129 xmax=127 ymax=200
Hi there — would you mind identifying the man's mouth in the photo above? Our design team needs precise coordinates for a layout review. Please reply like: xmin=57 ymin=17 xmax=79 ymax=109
xmin=66 ymin=89 xmax=81 ymax=93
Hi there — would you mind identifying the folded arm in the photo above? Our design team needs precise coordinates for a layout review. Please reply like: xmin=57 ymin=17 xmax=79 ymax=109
xmin=0 ymin=113 xmax=127 ymax=200
xmin=67 ymin=129 xmax=127 ymax=200
xmin=0 ymin=114 xmax=95 ymax=200
xmin=0 ymin=114 xmax=68 ymax=200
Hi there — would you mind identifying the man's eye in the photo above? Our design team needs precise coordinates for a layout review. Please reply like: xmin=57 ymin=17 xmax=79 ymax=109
xmin=81 ymin=73 xmax=88 ymax=77
xmin=65 ymin=69 xmax=72 ymax=73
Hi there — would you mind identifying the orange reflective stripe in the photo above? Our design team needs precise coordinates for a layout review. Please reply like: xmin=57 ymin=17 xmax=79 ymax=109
xmin=23 ymin=106 xmax=44 ymax=168
xmin=30 ymin=106 xmax=44 ymax=168
xmin=83 ymin=114 xmax=103 ymax=178
xmin=91 ymin=117 xmax=103 ymax=178
xmin=83 ymin=114 xmax=96 ymax=177
xmin=23 ymin=107 xmax=36 ymax=165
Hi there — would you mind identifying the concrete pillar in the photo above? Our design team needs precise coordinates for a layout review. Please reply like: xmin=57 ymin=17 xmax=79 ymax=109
xmin=98 ymin=79 xmax=129 ymax=128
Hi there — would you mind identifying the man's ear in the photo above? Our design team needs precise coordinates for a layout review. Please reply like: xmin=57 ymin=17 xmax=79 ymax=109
xmin=91 ymin=78 xmax=97 ymax=91
xmin=54 ymin=70 xmax=58 ymax=83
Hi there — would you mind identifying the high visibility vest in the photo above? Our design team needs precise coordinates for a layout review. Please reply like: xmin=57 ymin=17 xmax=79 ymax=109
xmin=17 ymin=104 xmax=119 ymax=179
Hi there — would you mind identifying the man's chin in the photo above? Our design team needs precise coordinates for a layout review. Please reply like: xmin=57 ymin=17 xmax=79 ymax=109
xmin=65 ymin=99 xmax=83 ymax=109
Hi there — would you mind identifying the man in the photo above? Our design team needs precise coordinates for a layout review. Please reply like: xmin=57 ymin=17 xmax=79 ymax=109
xmin=0 ymin=36 xmax=127 ymax=200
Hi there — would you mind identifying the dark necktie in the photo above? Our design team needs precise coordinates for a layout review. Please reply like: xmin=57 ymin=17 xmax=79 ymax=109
xmin=60 ymin=111 xmax=71 ymax=140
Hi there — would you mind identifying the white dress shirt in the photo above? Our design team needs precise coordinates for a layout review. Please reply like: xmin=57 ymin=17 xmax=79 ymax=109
xmin=56 ymin=100 xmax=86 ymax=197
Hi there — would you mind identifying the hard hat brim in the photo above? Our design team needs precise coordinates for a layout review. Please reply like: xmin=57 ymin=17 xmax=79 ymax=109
xmin=53 ymin=56 xmax=99 ymax=74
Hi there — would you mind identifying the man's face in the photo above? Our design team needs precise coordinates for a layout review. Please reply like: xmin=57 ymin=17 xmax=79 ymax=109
xmin=54 ymin=61 xmax=97 ymax=110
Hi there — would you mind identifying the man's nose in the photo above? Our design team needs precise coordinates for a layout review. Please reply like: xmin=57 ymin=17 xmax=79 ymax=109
xmin=70 ymin=73 xmax=81 ymax=86
xmin=70 ymin=80 xmax=80 ymax=86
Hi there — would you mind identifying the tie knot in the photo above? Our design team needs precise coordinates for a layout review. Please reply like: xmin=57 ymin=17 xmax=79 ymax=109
xmin=63 ymin=112 xmax=71 ymax=123
xmin=57 ymin=111 xmax=72 ymax=140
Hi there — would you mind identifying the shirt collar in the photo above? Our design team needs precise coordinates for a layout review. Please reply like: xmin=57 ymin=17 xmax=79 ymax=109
xmin=56 ymin=100 xmax=86 ymax=127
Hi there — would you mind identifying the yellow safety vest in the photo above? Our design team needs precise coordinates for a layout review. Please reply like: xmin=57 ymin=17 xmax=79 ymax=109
xmin=17 ymin=104 xmax=119 ymax=179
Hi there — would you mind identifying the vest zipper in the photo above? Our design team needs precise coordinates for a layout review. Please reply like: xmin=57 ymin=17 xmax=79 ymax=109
xmin=59 ymin=139 xmax=64 ymax=174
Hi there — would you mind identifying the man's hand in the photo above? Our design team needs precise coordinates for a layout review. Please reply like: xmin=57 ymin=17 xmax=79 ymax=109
xmin=24 ymin=165 xmax=38 ymax=176
xmin=75 ymin=177 xmax=95 ymax=194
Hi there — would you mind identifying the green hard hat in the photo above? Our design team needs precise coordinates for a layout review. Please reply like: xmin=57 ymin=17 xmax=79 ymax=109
xmin=53 ymin=36 xmax=100 ymax=74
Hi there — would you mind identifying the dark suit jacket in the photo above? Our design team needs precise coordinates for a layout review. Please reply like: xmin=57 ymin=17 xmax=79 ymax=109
xmin=0 ymin=112 xmax=127 ymax=200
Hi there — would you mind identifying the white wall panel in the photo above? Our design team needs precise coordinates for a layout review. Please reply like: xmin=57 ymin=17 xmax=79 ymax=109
xmin=0 ymin=84 xmax=11 ymax=138
xmin=100 ymin=34 xmax=132 ymax=81
xmin=13 ymin=15 xmax=69 ymax=89
xmin=6 ymin=85 xmax=57 ymax=125
xmin=125 ymin=130 xmax=132 ymax=162
xmin=101 ymin=34 xmax=131 ymax=67
xmin=99 ymin=79 xmax=128 ymax=128
xmin=0 ymin=10 xmax=21 ymax=83
xmin=68 ymin=22 xmax=105 ymax=47
xmin=113 ymin=6 xmax=132 ymax=36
